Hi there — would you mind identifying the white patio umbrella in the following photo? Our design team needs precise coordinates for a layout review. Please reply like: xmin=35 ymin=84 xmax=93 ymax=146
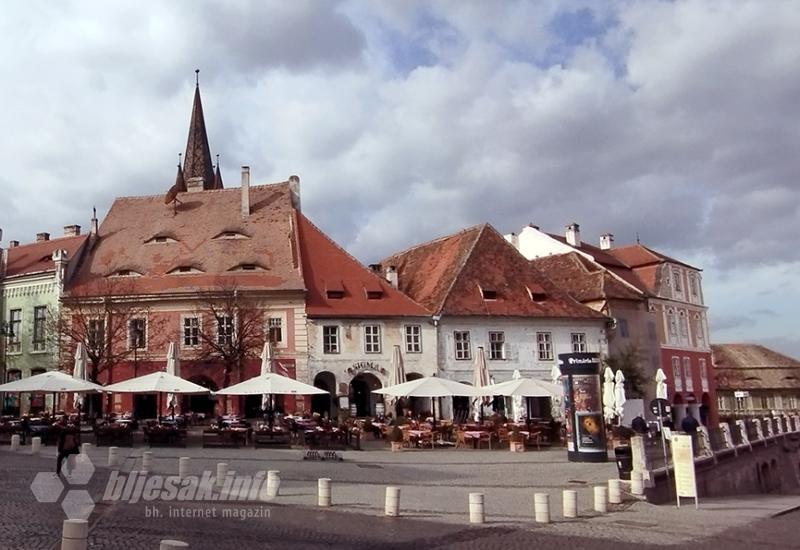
xmin=103 ymin=371 xmax=210 ymax=394
xmin=0 ymin=370 xmax=103 ymax=393
xmin=602 ymin=367 xmax=616 ymax=422
xmin=550 ymin=364 xmax=562 ymax=386
xmin=614 ymin=370 xmax=627 ymax=422
xmin=386 ymin=345 xmax=406 ymax=416
xmin=511 ymin=369 xmax=526 ymax=422
xmin=216 ymin=372 xmax=328 ymax=396
xmin=550 ymin=363 xmax=564 ymax=422
xmin=165 ymin=342 xmax=180 ymax=412
xmin=374 ymin=376 xmax=481 ymax=428
xmin=482 ymin=377 xmax=562 ymax=398
xmin=260 ymin=342 xmax=273 ymax=409
xmin=655 ymin=368 xmax=668 ymax=400
xmin=72 ymin=343 xmax=88 ymax=411
xmin=472 ymin=346 xmax=491 ymax=421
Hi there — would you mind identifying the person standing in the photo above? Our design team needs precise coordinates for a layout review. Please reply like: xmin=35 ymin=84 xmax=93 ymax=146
xmin=55 ymin=419 xmax=80 ymax=476
xmin=681 ymin=410 xmax=700 ymax=434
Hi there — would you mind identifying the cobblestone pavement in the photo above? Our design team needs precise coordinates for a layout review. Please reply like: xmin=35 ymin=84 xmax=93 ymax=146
xmin=2 ymin=447 xmax=799 ymax=549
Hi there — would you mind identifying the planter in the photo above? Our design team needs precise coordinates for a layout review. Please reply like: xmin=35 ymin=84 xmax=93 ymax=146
xmin=510 ymin=441 xmax=525 ymax=453
xmin=390 ymin=441 xmax=403 ymax=452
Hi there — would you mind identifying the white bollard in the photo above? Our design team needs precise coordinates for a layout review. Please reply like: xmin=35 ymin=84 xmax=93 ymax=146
xmin=469 ymin=492 xmax=485 ymax=524
xmin=534 ymin=492 xmax=550 ymax=523
xmin=10 ymin=434 xmax=20 ymax=451
xmin=142 ymin=451 xmax=153 ymax=473
xmin=80 ymin=442 xmax=91 ymax=456
xmin=107 ymin=447 xmax=119 ymax=468
xmin=31 ymin=437 xmax=42 ymax=454
xmin=562 ymin=489 xmax=578 ymax=518
xmin=159 ymin=541 xmax=189 ymax=549
xmin=266 ymin=470 xmax=281 ymax=498
xmin=178 ymin=457 xmax=190 ymax=479
xmin=216 ymin=463 xmax=228 ymax=488
xmin=608 ymin=479 xmax=622 ymax=504
xmin=318 ymin=478 xmax=332 ymax=507
xmin=385 ymin=486 xmax=401 ymax=517
xmin=630 ymin=471 xmax=644 ymax=496
xmin=594 ymin=486 xmax=608 ymax=513
xmin=61 ymin=519 xmax=88 ymax=550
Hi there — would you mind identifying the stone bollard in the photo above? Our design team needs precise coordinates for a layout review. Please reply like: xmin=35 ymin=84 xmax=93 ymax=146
xmin=80 ymin=443 xmax=91 ymax=456
xmin=534 ymin=492 xmax=550 ymax=523
xmin=385 ymin=486 xmax=401 ymax=517
xmin=61 ymin=519 xmax=88 ymax=550
xmin=31 ymin=437 xmax=42 ymax=454
xmin=107 ymin=447 xmax=119 ymax=468
xmin=10 ymin=434 xmax=20 ymax=451
xmin=594 ymin=486 xmax=608 ymax=513
xmin=215 ymin=463 xmax=228 ymax=488
xmin=608 ymin=479 xmax=622 ymax=504
xmin=178 ymin=457 xmax=190 ymax=479
xmin=562 ymin=489 xmax=578 ymax=518
xmin=142 ymin=451 xmax=153 ymax=474
xmin=318 ymin=478 xmax=332 ymax=507
xmin=159 ymin=541 xmax=189 ymax=549
xmin=469 ymin=492 xmax=485 ymax=524
xmin=266 ymin=470 xmax=281 ymax=498
xmin=630 ymin=471 xmax=645 ymax=496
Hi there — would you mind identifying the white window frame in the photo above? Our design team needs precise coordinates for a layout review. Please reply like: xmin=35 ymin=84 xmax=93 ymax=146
xmin=32 ymin=306 xmax=48 ymax=352
xmin=404 ymin=324 xmax=422 ymax=354
xmin=571 ymin=332 xmax=587 ymax=353
xmin=7 ymin=308 xmax=22 ymax=353
xmin=88 ymin=317 xmax=106 ymax=353
xmin=672 ymin=356 xmax=682 ymax=392
xmin=488 ymin=331 xmax=505 ymax=360
xmin=182 ymin=315 xmax=201 ymax=349
xmin=673 ymin=268 xmax=682 ymax=293
xmin=364 ymin=324 xmax=382 ymax=354
xmin=128 ymin=317 xmax=148 ymax=351
xmin=454 ymin=331 xmax=471 ymax=361
xmin=216 ymin=315 xmax=234 ymax=347
xmin=536 ymin=332 xmax=553 ymax=361
xmin=267 ymin=313 xmax=286 ymax=348
xmin=683 ymin=357 xmax=693 ymax=392
xmin=323 ymin=325 xmax=340 ymax=354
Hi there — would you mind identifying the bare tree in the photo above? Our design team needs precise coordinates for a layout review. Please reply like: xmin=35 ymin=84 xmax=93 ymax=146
xmin=603 ymin=342 xmax=646 ymax=398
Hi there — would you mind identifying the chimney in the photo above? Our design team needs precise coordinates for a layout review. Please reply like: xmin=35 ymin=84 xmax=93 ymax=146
xmin=507 ymin=231 xmax=520 ymax=250
xmin=599 ymin=233 xmax=614 ymax=250
xmin=90 ymin=206 xmax=99 ymax=236
xmin=36 ymin=232 xmax=50 ymax=242
xmin=63 ymin=225 xmax=81 ymax=237
xmin=565 ymin=223 xmax=581 ymax=247
xmin=385 ymin=265 xmax=398 ymax=288
xmin=288 ymin=175 xmax=301 ymax=211
xmin=9 ymin=240 xmax=19 ymax=248
xmin=241 ymin=166 xmax=251 ymax=218
xmin=369 ymin=263 xmax=382 ymax=274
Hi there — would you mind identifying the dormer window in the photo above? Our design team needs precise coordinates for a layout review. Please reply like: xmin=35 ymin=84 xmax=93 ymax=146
xmin=228 ymin=263 xmax=267 ymax=272
xmin=325 ymin=280 xmax=345 ymax=300
xmin=145 ymin=235 xmax=178 ymax=244
xmin=327 ymin=290 xmax=345 ymax=299
xmin=109 ymin=269 xmax=142 ymax=278
xmin=526 ymin=285 xmax=546 ymax=302
xmin=480 ymin=287 xmax=497 ymax=300
xmin=366 ymin=290 xmax=383 ymax=300
xmin=212 ymin=230 xmax=250 ymax=240
xmin=168 ymin=265 xmax=203 ymax=275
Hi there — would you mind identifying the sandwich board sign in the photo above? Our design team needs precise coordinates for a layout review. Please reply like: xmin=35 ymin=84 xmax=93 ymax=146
xmin=671 ymin=434 xmax=699 ymax=509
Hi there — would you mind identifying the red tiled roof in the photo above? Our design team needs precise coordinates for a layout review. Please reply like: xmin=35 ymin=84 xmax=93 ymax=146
xmin=531 ymin=252 xmax=644 ymax=303
xmin=68 ymin=182 xmax=304 ymax=295
xmin=610 ymin=244 xmax=700 ymax=271
xmin=547 ymin=234 xmax=629 ymax=269
xmin=712 ymin=344 xmax=800 ymax=390
xmin=383 ymin=225 xmax=606 ymax=319
xmin=297 ymin=214 xmax=430 ymax=318
xmin=5 ymin=235 xmax=88 ymax=278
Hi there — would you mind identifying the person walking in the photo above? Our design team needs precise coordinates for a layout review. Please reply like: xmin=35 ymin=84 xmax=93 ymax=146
xmin=55 ymin=418 xmax=80 ymax=476
xmin=681 ymin=410 xmax=700 ymax=434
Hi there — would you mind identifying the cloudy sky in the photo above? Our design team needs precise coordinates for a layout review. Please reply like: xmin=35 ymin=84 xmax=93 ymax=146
xmin=1 ymin=1 xmax=798 ymax=356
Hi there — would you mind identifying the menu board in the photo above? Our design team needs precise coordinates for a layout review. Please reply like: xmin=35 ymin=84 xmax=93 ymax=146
xmin=671 ymin=434 xmax=698 ymax=506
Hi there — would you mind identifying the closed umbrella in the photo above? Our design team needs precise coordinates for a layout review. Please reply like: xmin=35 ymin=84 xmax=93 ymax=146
xmin=260 ymin=342 xmax=272 ymax=409
xmin=550 ymin=363 xmax=564 ymax=422
xmin=166 ymin=342 xmax=180 ymax=414
xmin=614 ymin=370 xmax=627 ymax=422
xmin=603 ymin=367 xmax=616 ymax=422
xmin=72 ymin=344 xmax=88 ymax=412
xmin=655 ymin=368 xmax=668 ymax=400
xmin=387 ymin=345 xmax=406 ymax=416
xmin=472 ymin=347 xmax=491 ymax=421
xmin=511 ymin=369 xmax=526 ymax=422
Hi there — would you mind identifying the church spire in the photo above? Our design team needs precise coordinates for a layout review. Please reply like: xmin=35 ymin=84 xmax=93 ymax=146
xmin=182 ymin=70 xmax=215 ymax=191
xmin=213 ymin=154 xmax=224 ymax=189
xmin=174 ymin=153 xmax=186 ymax=192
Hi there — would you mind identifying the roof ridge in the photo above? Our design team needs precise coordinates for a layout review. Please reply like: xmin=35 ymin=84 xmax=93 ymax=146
xmin=383 ymin=223 xmax=486 ymax=262
xmin=6 ymin=233 xmax=88 ymax=249
xmin=437 ymin=224 xmax=488 ymax=315
xmin=114 ymin=181 xmax=290 ymax=202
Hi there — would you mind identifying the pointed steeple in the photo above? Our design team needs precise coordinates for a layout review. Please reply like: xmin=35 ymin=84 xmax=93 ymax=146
xmin=213 ymin=154 xmax=224 ymax=189
xmin=183 ymin=70 xmax=215 ymax=191
xmin=175 ymin=153 xmax=186 ymax=192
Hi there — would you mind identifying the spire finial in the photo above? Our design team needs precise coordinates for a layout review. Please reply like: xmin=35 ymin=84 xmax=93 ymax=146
xmin=92 ymin=206 xmax=96 ymax=219
xmin=216 ymin=154 xmax=220 ymax=168
xmin=195 ymin=69 xmax=199 ymax=87
xmin=636 ymin=232 xmax=640 ymax=244
xmin=178 ymin=152 xmax=182 ymax=167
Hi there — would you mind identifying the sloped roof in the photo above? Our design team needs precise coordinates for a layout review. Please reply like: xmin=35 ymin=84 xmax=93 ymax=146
xmin=296 ymin=214 xmax=430 ymax=318
xmin=5 ymin=234 xmax=88 ymax=278
xmin=712 ymin=343 xmax=800 ymax=390
xmin=531 ymin=252 xmax=644 ymax=303
xmin=383 ymin=225 xmax=606 ymax=319
xmin=547 ymin=234 xmax=629 ymax=268
xmin=68 ymin=182 xmax=304 ymax=295
xmin=610 ymin=244 xmax=700 ymax=271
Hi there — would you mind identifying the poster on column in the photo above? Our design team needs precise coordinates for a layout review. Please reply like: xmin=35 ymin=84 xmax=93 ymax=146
xmin=671 ymin=434 xmax=699 ymax=508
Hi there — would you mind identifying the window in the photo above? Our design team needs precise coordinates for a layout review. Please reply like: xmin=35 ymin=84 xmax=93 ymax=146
xmin=323 ymin=326 xmax=339 ymax=354
xmin=88 ymin=318 xmax=105 ymax=351
xmin=679 ymin=312 xmax=688 ymax=338
xmin=672 ymin=356 xmax=682 ymax=392
xmin=699 ymin=358 xmax=707 ymax=380
xmin=481 ymin=288 xmax=497 ymax=300
xmin=32 ymin=306 xmax=47 ymax=351
xmin=217 ymin=316 xmax=234 ymax=346
xmin=364 ymin=325 xmax=381 ymax=354
xmin=695 ymin=315 xmax=705 ymax=342
xmin=405 ymin=325 xmax=422 ymax=353
xmin=673 ymin=268 xmax=682 ymax=292
xmin=689 ymin=274 xmax=698 ymax=297
xmin=128 ymin=318 xmax=146 ymax=350
xmin=7 ymin=309 xmax=21 ymax=353
xmin=618 ymin=318 xmax=629 ymax=338
xmin=536 ymin=332 xmax=553 ymax=361
xmin=571 ymin=332 xmax=587 ymax=353
xmin=454 ymin=331 xmax=471 ymax=360
xmin=683 ymin=357 xmax=693 ymax=392
xmin=183 ymin=317 xmax=200 ymax=347
xmin=667 ymin=309 xmax=677 ymax=339
xmin=488 ymin=331 xmax=505 ymax=360
xmin=268 ymin=317 xmax=283 ymax=345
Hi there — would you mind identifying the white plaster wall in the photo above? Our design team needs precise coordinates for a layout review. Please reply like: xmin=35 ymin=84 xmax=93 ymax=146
xmin=504 ymin=225 xmax=579 ymax=260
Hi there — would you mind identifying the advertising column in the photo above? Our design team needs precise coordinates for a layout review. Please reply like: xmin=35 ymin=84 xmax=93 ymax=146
xmin=559 ymin=352 xmax=608 ymax=463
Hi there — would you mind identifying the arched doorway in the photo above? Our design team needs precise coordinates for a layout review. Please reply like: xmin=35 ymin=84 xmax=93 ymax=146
xmin=312 ymin=372 xmax=336 ymax=418
xmin=452 ymin=381 xmax=472 ymax=424
xmin=350 ymin=373 xmax=382 ymax=417
xmin=182 ymin=376 xmax=218 ymax=418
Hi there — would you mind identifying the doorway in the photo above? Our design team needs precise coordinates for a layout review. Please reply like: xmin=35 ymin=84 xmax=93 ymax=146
xmin=182 ymin=376 xmax=218 ymax=418
xmin=350 ymin=373 xmax=382 ymax=417
xmin=312 ymin=372 xmax=336 ymax=418
xmin=134 ymin=394 xmax=157 ymax=419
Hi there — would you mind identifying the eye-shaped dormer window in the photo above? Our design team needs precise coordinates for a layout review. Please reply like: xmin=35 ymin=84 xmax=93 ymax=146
xmin=145 ymin=235 xmax=178 ymax=244
xmin=108 ymin=269 xmax=143 ymax=278
xmin=212 ymin=230 xmax=250 ymax=240
xmin=167 ymin=265 xmax=204 ymax=275
xmin=228 ymin=263 xmax=267 ymax=272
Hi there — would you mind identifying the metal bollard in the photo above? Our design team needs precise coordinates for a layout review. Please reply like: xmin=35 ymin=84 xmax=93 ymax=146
xmin=10 ymin=434 xmax=20 ymax=451
xmin=318 ymin=478 xmax=332 ymax=507
xmin=266 ymin=470 xmax=281 ymax=498
xmin=31 ymin=437 xmax=42 ymax=454
xmin=178 ymin=457 xmax=190 ymax=479
xmin=159 ymin=541 xmax=189 ymax=549
xmin=469 ymin=492 xmax=485 ymax=524
xmin=385 ymin=486 xmax=401 ymax=516
xmin=630 ymin=471 xmax=644 ymax=495
xmin=142 ymin=451 xmax=153 ymax=473
xmin=608 ymin=479 xmax=622 ymax=504
xmin=594 ymin=486 xmax=608 ymax=513
xmin=61 ymin=519 xmax=88 ymax=550
xmin=107 ymin=447 xmax=119 ymax=468
xmin=215 ymin=463 xmax=228 ymax=488
xmin=534 ymin=492 xmax=550 ymax=523
xmin=562 ymin=489 xmax=578 ymax=518
xmin=80 ymin=443 xmax=91 ymax=456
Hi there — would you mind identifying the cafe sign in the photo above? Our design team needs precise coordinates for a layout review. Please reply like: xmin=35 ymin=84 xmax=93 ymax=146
xmin=346 ymin=361 xmax=387 ymax=377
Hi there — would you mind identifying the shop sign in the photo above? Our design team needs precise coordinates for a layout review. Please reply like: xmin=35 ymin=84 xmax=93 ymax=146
xmin=346 ymin=361 xmax=387 ymax=377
